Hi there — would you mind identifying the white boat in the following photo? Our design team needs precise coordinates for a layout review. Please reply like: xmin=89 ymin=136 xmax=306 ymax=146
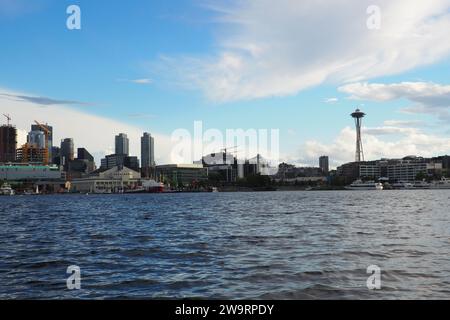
xmin=345 ymin=179 xmax=383 ymax=190
xmin=413 ymin=180 xmax=431 ymax=189
xmin=0 ymin=183 xmax=15 ymax=196
xmin=392 ymin=181 xmax=414 ymax=190
xmin=430 ymin=177 xmax=450 ymax=189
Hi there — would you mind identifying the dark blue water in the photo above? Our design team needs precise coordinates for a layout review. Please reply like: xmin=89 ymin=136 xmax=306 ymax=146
xmin=1 ymin=191 xmax=449 ymax=299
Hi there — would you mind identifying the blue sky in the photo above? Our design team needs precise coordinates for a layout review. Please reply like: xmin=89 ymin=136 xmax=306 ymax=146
xmin=1 ymin=0 xmax=450 ymax=167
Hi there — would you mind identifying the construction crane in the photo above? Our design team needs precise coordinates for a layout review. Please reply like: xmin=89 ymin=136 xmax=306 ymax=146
xmin=221 ymin=145 xmax=239 ymax=155
xmin=34 ymin=120 xmax=51 ymax=165
xmin=3 ymin=114 xmax=11 ymax=126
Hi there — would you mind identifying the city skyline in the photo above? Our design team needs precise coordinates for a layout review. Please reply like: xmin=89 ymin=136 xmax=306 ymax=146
xmin=1 ymin=0 xmax=450 ymax=169
xmin=3 ymin=113 xmax=450 ymax=171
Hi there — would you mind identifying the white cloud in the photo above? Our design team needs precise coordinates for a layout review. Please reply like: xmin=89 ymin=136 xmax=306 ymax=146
xmin=325 ymin=98 xmax=339 ymax=104
xmin=296 ymin=126 xmax=450 ymax=168
xmin=339 ymin=82 xmax=450 ymax=103
xmin=339 ymin=81 xmax=450 ymax=120
xmin=383 ymin=120 xmax=425 ymax=127
xmin=156 ymin=0 xmax=450 ymax=101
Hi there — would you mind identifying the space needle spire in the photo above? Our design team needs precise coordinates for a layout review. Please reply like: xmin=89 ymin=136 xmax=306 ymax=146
xmin=351 ymin=108 xmax=365 ymax=162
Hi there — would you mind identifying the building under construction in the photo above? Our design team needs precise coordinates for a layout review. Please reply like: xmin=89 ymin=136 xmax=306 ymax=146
xmin=16 ymin=143 xmax=47 ymax=163
xmin=0 ymin=114 xmax=17 ymax=163
xmin=14 ymin=121 xmax=52 ymax=165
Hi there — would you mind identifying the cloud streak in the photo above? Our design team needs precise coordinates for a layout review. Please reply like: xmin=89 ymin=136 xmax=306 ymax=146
xmin=117 ymin=78 xmax=153 ymax=85
xmin=0 ymin=93 xmax=90 ymax=107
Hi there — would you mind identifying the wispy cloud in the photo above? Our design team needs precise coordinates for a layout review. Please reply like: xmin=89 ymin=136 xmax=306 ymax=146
xmin=127 ymin=113 xmax=156 ymax=119
xmin=324 ymin=98 xmax=338 ymax=104
xmin=117 ymin=78 xmax=153 ymax=85
xmin=383 ymin=120 xmax=425 ymax=127
xmin=0 ymin=93 xmax=90 ymax=107
xmin=154 ymin=0 xmax=450 ymax=102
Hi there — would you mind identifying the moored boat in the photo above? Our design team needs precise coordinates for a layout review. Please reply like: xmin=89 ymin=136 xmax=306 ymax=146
xmin=413 ymin=180 xmax=431 ymax=189
xmin=429 ymin=177 xmax=450 ymax=189
xmin=392 ymin=181 xmax=414 ymax=190
xmin=0 ymin=183 xmax=15 ymax=196
xmin=345 ymin=179 xmax=383 ymax=190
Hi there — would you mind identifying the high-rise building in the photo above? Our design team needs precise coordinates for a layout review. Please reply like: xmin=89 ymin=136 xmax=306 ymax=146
xmin=27 ymin=130 xmax=46 ymax=148
xmin=115 ymin=133 xmax=129 ymax=156
xmin=60 ymin=138 xmax=74 ymax=168
xmin=31 ymin=124 xmax=53 ymax=162
xmin=77 ymin=148 xmax=93 ymax=161
xmin=51 ymin=146 xmax=61 ymax=165
xmin=319 ymin=156 xmax=329 ymax=175
xmin=141 ymin=132 xmax=155 ymax=177
xmin=77 ymin=148 xmax=95 ymax=172
xmin=0 ymin=125 xmax=17 ymax=163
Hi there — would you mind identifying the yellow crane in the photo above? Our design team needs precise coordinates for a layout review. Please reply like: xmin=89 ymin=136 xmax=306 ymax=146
xmin=34 ymin=120 xmax=51 ymax=165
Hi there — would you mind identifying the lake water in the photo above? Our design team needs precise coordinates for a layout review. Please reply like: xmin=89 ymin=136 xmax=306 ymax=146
xmin=0 ymin=191 xmax=449 ymax=299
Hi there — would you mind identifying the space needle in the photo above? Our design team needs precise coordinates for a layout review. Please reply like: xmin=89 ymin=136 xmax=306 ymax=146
xmin=351 ymin=108 xmax=365 ymax=162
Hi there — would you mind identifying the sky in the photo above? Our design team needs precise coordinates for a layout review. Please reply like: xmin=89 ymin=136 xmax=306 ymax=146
xmin=1 ymin=0 xmax=450 ymax=168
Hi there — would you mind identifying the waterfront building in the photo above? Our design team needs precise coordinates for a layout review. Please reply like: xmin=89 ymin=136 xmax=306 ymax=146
xmin=273 ymin=176 xmax=328 ymax=184
xmin=156 ymin=164 xmax=208 ymax=186
xmin=201 ymin=152 xmax=238 ymax=182
xmin=67 ymin=148 xmax=96 ymax=178
xmin=319 ymin=156 xmax=329 ymax=175
xmin=0 ymin=125 xmax=17 ymax=163
xmin=359 ymin=161 xmax=381 ymax=179
xmin=432 ymin=155 xmax=450 ymax=172
xmin=336 ymin=162 xmax=361 ymax=183
xmin=337 ymin=156 xmax=443 ymax=182
xmin=141 ymin=132 xmax=155 ymax=178
xmin=0 ymin=164 xmax=61 ymax=181
xmin=70 ymin=166 xmax=141 ymax=193
xmin=100 ymin=153 xmax=139 ymax=172
xmin=115 ymin=133 xmax=129 ymax=156
xmin=247 ymin=154 xmax=272 ymax=176
xmin=386 ymin=158 xmax=442 ymax=182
